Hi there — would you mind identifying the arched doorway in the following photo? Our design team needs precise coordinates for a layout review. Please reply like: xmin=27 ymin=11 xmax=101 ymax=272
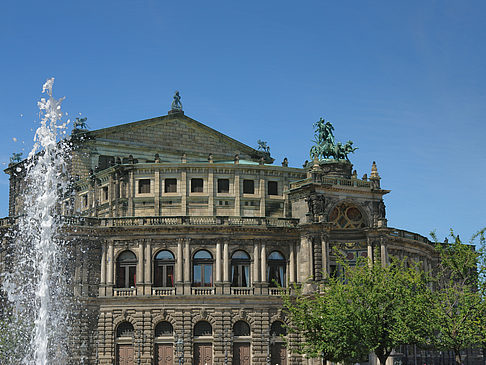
xmin=193 ymin=321 xmax=213 ymax=365
xmin=154 ymin=321 xmax=174 ymax=365
xmin=232 ymin=320 xmax=251 ymax=365
xmin=116 ymin=322 xmax=134 ymax=365
xmin=270 ymin=321 xmax=287 ymax=365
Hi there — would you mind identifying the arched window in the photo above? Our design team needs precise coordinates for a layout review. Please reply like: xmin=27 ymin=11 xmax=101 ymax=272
xmin=231 ymin=250 xmax=250 ymax=287
xmin=328 ymin=202 xmax=367 ymax=229
xmin=233 ymin=321 xmax=250 ymax=337
xmin=270 ymin=321 xmax=287 ymax=336
xmin=267 ymin=251 xmax=286 ymax=287
xmin=155 ymin=321 xmax=173 ymax=337
xmin=194 ymin=321 xmax=212 ymax=337
xmin=116 ymin=322 xmax=134 ymax=338
xmin=154 ymin=250 xmax=175 ymax=287
xmin=193 ymin=250 xmax=213 ymax=287
xmin=116 ymin=250 xmax=137 ymax=288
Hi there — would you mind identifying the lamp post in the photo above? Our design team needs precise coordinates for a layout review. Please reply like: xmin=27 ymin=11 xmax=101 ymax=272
xmin=176 ymin=332 xmax=185 ymax=365
xmin=135 ymin=329 xmax=146 ymax=365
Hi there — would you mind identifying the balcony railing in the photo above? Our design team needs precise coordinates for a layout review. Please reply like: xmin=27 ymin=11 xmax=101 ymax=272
xmin=269 ymin=288 xmax=290 ymax=296
xmin=152 ymin=287 xmax=176 ymax=296
xmin=113 ymin=288 xmax=136 ymax=297
xmin=191 ymin=287 xmax=215 ymax=295
xmin=230 ymin=287 xmax=254 ymax=295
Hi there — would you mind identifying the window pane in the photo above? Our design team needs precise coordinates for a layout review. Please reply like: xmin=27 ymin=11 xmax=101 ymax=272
xmin=166 ymin=265 xmax=174 ymax=287
xmin=242 ymin=265 xmax=249 ymax=287
xmin=268 ymin=181 xmax=278 ymax=195
xmin=268 ymin=251 xmax=285 ymax=260
xmin=191 ymin=178 xmax=204 ymax=193
xmin=217 ymin=179 xmax=229 ymax=193
xmin=154 ymin=265 xmax=162 ymax=287
xmin=128 ymin=266 xmax=136 ymax=287
xmin=232 ymin=250 xmax=250 ymax=260
xmin=138 ymin=179 xmax=151 ymax=194
xmin=155 ymin=250 xmax=174 ymax=260
xmin=243 ymin=180 xmax=254 ymax=194
xmin=165 ymin=178 xmax=177 ymax=193
xmin=193 ymin=265 xmax=202 ymax=286
xmin=204 ymin=265 xmax=212 ymax=286
xmin=231 ymin=265 xmax=239 ymax=287
xmin=194 ymin=250 xmax=212 ymax=259
xmin=116 ymin=265 xmax=126 ymax=288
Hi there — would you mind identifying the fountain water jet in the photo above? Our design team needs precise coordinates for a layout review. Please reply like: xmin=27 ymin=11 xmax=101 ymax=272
xmin=2 ymin=78 xmax=73 ymax=364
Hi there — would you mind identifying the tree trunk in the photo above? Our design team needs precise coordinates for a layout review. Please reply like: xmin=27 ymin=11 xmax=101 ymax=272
xmin=454 ymin=350 xmax=462 ymax=365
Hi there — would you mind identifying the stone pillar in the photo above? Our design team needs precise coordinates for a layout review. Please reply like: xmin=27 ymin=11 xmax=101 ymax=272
xmin=154 ymin=170 xmax=160 ymax=215
xmin=100 ymin=242 xmax=107 ymax=296
xmin=223 ymin=240 xmax=229 ymax=287
xmin=216 ymin=241 xmax=222 ymax=282
xmin=289 ymin=242 xmax=295 ymax=283
xmin=137 ymin=241 xmax=144 ymax=295
xmin=367 ymin=237 xmax=374 ymax=266
xmin=107 ymin=241 xmax=114 ymax=296
xmin=253 ymin=241 xmax=260 ymax=283
xmin=144 ymin=240 xmax=152 ymax=295
xmin=108 ymin=174 xmax=113 ymax=217
xmin=321 ymin=233 xmax=329 ymax=278
xmin=380 ymin=239 xmax=388 ymax=266
xmin=259 ymin=173 xmax=265 ymax=216
xmin=184 ymin=238 xmax=191 ymax=294
xmin=297 ymin=234 xmax=312 ymax=282
xmin=208 ymin=170 xmax=214 ymax=215
xmin=260 ymin=242 xmax=267 ymax=283
xmin=181 ymin=170 xmax=187 ymax=215
xmin=128 ymin=170 xmax=134 ymax=216
xmin=234 ymin=171 xmax=240 ymax=216
xmin=177 ymin=239 xmax=183 ymax=283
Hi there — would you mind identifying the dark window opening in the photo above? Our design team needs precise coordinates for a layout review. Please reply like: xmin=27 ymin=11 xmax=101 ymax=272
xmin=116 ymin=251 xmax=137 ymax=288
xmin=194 ymin=321 xmax=212 ymax=337
xmin=164 ymin=178 xmax=177 ymax=193
xmin=138 ymin=179 xmax=151 ymax=194
xmin=191 ymin=178 xmax=204 ymax=193
xmin=98 ymin=155 xmax=115 ymax=171
xmin=270 ymin=321 xmax=287 ymax=336
xmin=267 ymin=251 xmax=286 ymax=288
xmin=155 ymin=321 xmax=173 ymax=337
xmin=231 ymin=250 xmax=250 ymax=287
xmin=82 ymin=194 xmax=88 ymax=208
xmin=154 ymin=250 xmax=175 ymax=287
xmin=193 ymin=250 xmax=213 ymax=287
xmin=243 ymin=180 xmax=254 ymax=194
xmin=102 ymin=186 xmax=109 ymax=201
xmin=268 ymin=181 xmax=278 ymax=195
xmin=116 ymin=322 xmax=134 ymax=338
xmin=218 ymin=179 xmax=229 ymax=193
xmin=233 ymin=321 xmax=250 ymax=336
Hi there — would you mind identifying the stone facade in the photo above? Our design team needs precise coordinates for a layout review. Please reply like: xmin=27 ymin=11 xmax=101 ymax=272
xmin=1 ymin=111 xmax=447 ymax=365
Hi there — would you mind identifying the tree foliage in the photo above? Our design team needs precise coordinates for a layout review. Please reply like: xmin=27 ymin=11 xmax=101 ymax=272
xmin=282 ymin=255 xmax=432 ymax=365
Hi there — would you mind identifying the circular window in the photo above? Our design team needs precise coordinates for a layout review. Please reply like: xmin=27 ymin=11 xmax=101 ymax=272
xmin=329 ymin=202 xmax=367 ymax=229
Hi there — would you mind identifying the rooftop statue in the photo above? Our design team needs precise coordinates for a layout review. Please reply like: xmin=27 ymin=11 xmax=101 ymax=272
xmin=73 ymin=117 xmax=88 ymax=130
xmin=10 ymin=152 xmax=23 ymax=164
xmin=257 ymin=139 xmax=270 ymax=154
xmin=171 ymin=91 xmax=183 ymax=111
xmin=309 ymin=117 xmax=357 ymax=161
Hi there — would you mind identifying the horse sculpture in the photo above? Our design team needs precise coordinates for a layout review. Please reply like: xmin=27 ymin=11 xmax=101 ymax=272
xmin=309 ymin=118 xmax=357 ymax=161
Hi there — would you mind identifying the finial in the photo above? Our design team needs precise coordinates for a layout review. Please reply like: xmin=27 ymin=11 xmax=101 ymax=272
xmin=234 ymin=154 xmax=239 ymax=164
xmin=362 ymin=173 xmax=368 ymax=181
xmin=181 ymin=153 xmax=187 ymax=163
xmin=281 ymin=157 xmax=288 ymax=167
xmin=208 ymin=153 xmax=213 ymax=163
xmin=154 ymin=153 xmax=160 ymax=163
xmin=169 ymin=91 xmax=183 ymax=113
xmin=352 ymin=170 xmax=357 ymax=179
xmin=370 ymin=161 xmax=380 ymax=179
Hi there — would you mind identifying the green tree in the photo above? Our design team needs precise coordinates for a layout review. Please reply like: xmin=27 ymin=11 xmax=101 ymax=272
xmin=282 ymin=255 xmax=432 ymax=365
xmin=429 ymin=229 xmax=486 ymax=365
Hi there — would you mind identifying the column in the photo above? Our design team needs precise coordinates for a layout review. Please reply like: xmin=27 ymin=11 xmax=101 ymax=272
xmin=128 ymin=170 xmax=135 ymax=216
xmin=154 ymin=170 xmax=160 ymax=215
xmin=177 ymin=239 xmax=183 ymax=283
xmin=144 ymin=240 xmax=152 ymax=295
xmin=100 ymin=242 xmax=106 ymax=296
xmin=259 ymin=173 xmax=265 ymax=217
xmin=208 ymin=170 xmax=214 ymax=215
xmin=216 ymin=241 xmax=222 ymax=282
xmin=181 ymin=170 xmax=187 ymax=215
xmin=223 ymin=241 xmax=229 ymax=282
xmin=234 ymin=171 xmax=240 ymax=216
xmin=184 ymin=238 xmax=191 ymax=293
xmin=308 ymin=235 xmax=314 ymax=280
xmin=253 ymin=241 xmax=260 ymax=283
xmin=137 ymin=241 xmax=144 ymax=295
xmin=107 ymin=241 xmax=114 ymax=296
xmin=260 ymin=242 xmax=267 ymax=283
xmin=367 ymin=237 xmax=374 ymax=266
xmin=289 ymin=242 xmax=295 ymax=283
xmin=321 ymin=234 xmax=329 ymax=279
xmin=108 ymin=174 xmax=113 ymax=217
xmin=380 ymin=238 xmax=388 ymax=266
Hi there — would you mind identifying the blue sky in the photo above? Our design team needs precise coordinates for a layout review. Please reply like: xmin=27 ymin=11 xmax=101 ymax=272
xmin=0 ymin=1 xmax=484 ymax=242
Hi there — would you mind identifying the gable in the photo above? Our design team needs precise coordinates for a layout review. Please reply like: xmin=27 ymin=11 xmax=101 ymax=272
xmin=87 ymin=113 xmax=267 ymax=163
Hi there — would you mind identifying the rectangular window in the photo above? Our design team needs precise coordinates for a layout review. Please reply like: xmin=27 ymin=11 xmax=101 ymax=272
xmin=268 ymin=181 xmax=278 ymax=195
xmin=191 ymin=178 xmax=204 ymax=193
xmin=164 ymin=178 xmax=177 ymax=193
xmin=102 ymin=186 xmax=109 ymax=201
xmin=243 ymin=179 xmax=254 ymax=194
xmin=217 ymin=179 xmax=229 ymax=193
xmin=82 ymin=194 xmax=88 ymax=208
xmin=138 ymin=179 xmax=151 ymax=194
